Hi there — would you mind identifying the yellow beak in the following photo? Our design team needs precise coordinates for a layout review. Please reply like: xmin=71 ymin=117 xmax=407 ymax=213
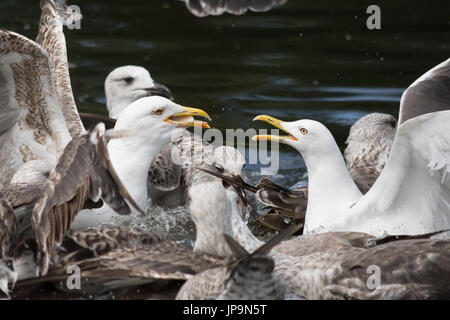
xmin=165 ymin=106 xmax=211 ymax=129
xmin=252 ymin=115 xmax=297 ymax=141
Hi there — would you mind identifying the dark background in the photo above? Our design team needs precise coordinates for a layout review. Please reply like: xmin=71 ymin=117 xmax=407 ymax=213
xmin=1 ymin=0 xmax=449 ymax=186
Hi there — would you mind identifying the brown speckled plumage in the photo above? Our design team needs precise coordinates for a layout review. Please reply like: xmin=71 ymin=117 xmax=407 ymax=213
xmin=36 ymin=0 xmax=85 ymax=138
xmin=0 ymin=124 xmax=142 ymax=276
xmin=196 ymin=169 xmax=450 ymax=299
xmin=345 ymin=113 xmax=396 ymax=194
xmin=14 ymin=226 xmax=223 ymax=296
xmin=0 ymin=28 xmax=71 ymax=187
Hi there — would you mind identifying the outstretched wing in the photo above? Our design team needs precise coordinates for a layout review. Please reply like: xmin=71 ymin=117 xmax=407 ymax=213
xmin=398 ymin=58 xmax=450 ymax=124
xmin=37 ymin=0 xmax=85 ymax=138
xmin=0 ymin=29 xmax=71 ymax=187
xmin=333 ymin=111 xmax=450 ymax=236
xmin=31 ymin=123 xmax=143 ymax=275
xmin=179 ymin=0 xmax=288 ymax=17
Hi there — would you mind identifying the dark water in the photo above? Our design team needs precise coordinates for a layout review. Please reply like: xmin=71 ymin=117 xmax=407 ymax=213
xmin=1 ymin=0 xmax=449 ymax=187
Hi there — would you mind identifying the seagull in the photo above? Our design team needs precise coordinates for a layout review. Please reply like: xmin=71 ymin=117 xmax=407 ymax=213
xmin=252 ymin=108 xmax=450 ymax=236
xmin=230 ymin=58 xmax=448 ymax=232
xmin=189 ymin=169 xmax=450 ymax=299
xmin=70 ymin=97 xmax=211 ymax=230
xmin=178 ymin=0 xmax=288 ymax=17
xmin=201 ymin=112 xmax=396 ymax=232
xmin=80 ymin=66 xmax=173 ymax=130
xmin=254 ymin=59 xmax=450 ymax=235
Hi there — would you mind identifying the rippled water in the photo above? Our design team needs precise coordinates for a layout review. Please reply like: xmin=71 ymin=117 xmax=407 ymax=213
xmin=2 ymin=0 xmax=449 ymax=188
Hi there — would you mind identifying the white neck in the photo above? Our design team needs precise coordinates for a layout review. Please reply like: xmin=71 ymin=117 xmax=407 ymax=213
xmin=192 ymin=186 xmax=234 ymax=257
xmin=230 ymin=201 xmax=264 ymax=252
xmin=107 ymin=100 xmax=129 ymax=119
xmin=107 ymin=134 xmax=162 ymax=213
xmin=299 ymin=142 xmax=362 ymax=234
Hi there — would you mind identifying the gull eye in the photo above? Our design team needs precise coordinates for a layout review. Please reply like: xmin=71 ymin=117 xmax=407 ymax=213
xmin=152 ymin=108 xmax=164 ymax=115
xmin=6 ymin=260 xmax=13 ymax=270
xmin=214 ymin=163 xmax=224 ymax=173
xmin=123 ymin=77 xmax=134 ymax=85
xmin=299 ymin=128 xmax=308 ymax=135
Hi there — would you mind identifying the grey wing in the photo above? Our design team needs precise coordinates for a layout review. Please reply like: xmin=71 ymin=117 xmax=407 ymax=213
xmin=180 ymin=0 xmax=288 ymax=16
xmin=398 ymin=58 xmax=450 ymax=124
xmin=36 ymin=0 xmax=84 ymax=137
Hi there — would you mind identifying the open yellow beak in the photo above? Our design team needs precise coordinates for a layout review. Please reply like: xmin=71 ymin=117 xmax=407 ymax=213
xmin=165 ymin=106 xmax=211 ymax=129
xmin=252 ymin=115 xmax=297 ymax=141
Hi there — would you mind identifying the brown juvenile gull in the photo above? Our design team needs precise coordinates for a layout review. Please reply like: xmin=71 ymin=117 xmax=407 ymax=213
xmin=0 ymin=2 xmax=139 ymax=270
xmin=176 ymin=225 xmax=301 ymax=300
xmin=178 ymin=0 xmax=288 ymax=17
xmin=0 ymin=124 xmax=143 ymax=279
xmin=187 ymin=170 xmax=450 ymax=299
xmin=10 ymin=226 xmax=223 ymax=299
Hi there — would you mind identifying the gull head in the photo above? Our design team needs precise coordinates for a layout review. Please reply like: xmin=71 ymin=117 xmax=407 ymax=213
xmin=252 ymin=115 xmax=336 ymax=154
xmin=214 ymin=146 xmax=246 ymax=176
xmin=105 ymin=65 xmax=173 ymax=118
xmin=346 ymin=112 xmax=396 ymax=144
xmin=113 ymin=96 xmax=211 ymax=148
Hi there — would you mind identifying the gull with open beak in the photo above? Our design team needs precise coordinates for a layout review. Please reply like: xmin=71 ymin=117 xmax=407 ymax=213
xmin=252 ymin=111 xmax=450 ymax=237
xmin=71 ymin=96 xmax=211 ymax=229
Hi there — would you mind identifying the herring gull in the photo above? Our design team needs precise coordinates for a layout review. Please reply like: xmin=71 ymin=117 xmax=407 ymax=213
xmin=80 ymin=65 xmax=173 ymax=130
xmin=70 ymin=96 xmax=211 ymax=230
xmin=203 ymin=112 xmax=396 ymax=232
xmin=252 ymin=109 xmax=450 ymax=236
xmin=238 ymin=58 xmax=449 ymax=232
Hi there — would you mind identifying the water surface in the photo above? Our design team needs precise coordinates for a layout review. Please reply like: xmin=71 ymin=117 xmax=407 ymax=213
xmin=1 ymin=0 xmax=449 ymax=187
